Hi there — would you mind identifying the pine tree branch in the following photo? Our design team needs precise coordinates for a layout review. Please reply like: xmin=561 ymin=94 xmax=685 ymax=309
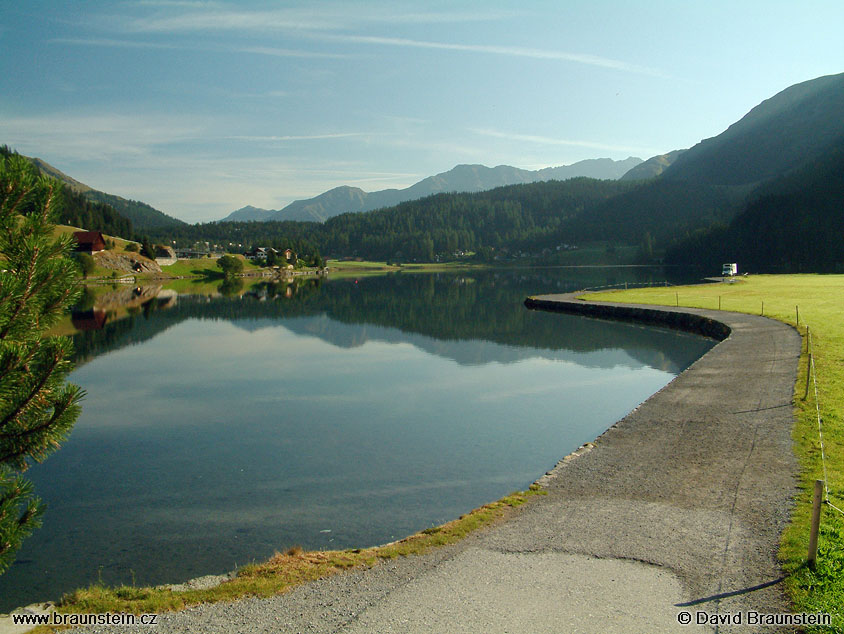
xmin=0 ymin=342 xmax=62 ymax=433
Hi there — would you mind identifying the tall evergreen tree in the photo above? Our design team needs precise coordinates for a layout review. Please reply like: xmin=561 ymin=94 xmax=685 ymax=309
xmin=0 ymin=155 xmax=84 ymax=574
xmin=139 ymin=235 xmax=155 ymax=260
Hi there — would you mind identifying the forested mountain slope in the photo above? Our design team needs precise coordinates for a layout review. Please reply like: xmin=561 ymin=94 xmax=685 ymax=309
xmin=154 ymin=178 xmax=638 ymax=260
xmin=11 ymin=149 xmax=184 ymax=230
xmin=662 ymin=72 xmax=844 ymax=186
xmin=1 ymin=145 xmax=133 ymax=238
xmin=665 ymin=136 xmax=844 ymax=272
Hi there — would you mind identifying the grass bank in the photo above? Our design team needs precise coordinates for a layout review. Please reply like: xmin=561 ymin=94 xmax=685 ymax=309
xmin=584 ymin=274 xmax=843 ymax=632
xmin=325 ymin=259 xmax=481 ymax=277
xmin=48 ymin=488 xmax=543 ymax=620
xmin=155 ymin=255 xmax=268 ymax=279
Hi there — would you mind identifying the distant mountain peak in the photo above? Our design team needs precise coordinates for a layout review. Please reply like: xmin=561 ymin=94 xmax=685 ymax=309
xmin=620 ymin=150 xmax=686 ymax=181
xmin=221 ymin=157 xmax=644 ymax=223
xmin=220 ymin=205 xmax=279 ymax=222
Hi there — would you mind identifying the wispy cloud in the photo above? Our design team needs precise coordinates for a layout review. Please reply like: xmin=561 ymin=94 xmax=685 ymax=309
xmin=120 ymin=9 xmax=334 ymax=33
xmin=83 ymin=4 xmax=663 ymax=76
xmin=51 ymin=37 xmax=180 ymax=50
xmin=235 ymin=45 xmax=349 ymax=59
xmin=0 ymin=111 xmax=381 ymax=163
xmin=135 ymin=1 xmax=223 ymax=7
xmin=318 ymin=34 xmax=668 ymax=77
xmin=51 ymin=37 xmax=350 ymax=59
xmin=0 ymin=110 xmax=413 ymax=220
xmin=0 ymin=112 xmax=210 ymax=161
xmin=470 ymin=128 xmax=660 ymax=155
xmin=117 ymin=5 xmax=510 ymax=34
xmin=226 ymin=133 xmax=369 ymax=142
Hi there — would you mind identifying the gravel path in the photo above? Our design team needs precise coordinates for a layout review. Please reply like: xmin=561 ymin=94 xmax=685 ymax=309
xmin=62 ymin=295 xmax=802 ymax=634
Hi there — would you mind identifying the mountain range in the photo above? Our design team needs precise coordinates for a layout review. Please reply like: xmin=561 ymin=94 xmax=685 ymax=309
xmin=7 ymin=70 xmax=842 ymax=273
xmin=220 ymin=157 xmax=643 ymax=223
xmin=145 ymin=70 xmax=844 ymax=274
xmin=567 ymin=71 xmax=844 ymax=246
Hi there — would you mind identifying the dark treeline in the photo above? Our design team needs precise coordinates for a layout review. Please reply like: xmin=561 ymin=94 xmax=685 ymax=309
xmin=148 ymin=178 xmax=638 ymax=260
xmin=58 ymin=187 xmax=134 ymax=239
xmin=318 ymin=178 xmax=637 ymax=259
xmin=149 ymin=217 xmax=318 ymax=255
xmin=147 ymin=169 xmax=827 ymax=270
xmin=665 ymin=137 xmax=844 ymax=272
xmin=564 ymin=180 xmax=746 ymax=245
xmin=84 ymin=190 xmax=185 ymax=231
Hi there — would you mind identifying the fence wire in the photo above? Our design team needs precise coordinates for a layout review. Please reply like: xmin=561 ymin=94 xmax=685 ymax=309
xmin=580 ymin=280 xmax=674 ymax=292
xmin=808 ymin=329 xmax=844 ymax=518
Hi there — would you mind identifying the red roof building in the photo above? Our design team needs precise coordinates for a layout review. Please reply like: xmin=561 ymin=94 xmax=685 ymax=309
xmin=73 ymin=231 xmax=106 ymax=253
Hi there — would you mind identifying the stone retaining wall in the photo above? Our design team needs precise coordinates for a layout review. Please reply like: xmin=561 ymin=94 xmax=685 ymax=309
xmin=524 ymin=295 xmax=732 ymax=341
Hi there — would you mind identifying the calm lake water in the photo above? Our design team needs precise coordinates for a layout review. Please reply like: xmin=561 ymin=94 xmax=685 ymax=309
xmin=0 ymin=267 xmax=715 ymax=610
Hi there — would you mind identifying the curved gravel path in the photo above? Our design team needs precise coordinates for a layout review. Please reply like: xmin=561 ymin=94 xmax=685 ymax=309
xmin=64 ymin=295 xmax=801 ymax=634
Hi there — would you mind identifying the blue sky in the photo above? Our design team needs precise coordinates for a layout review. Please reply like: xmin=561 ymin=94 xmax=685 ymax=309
xmin=1 ymin=1 xmax=842 ymax=223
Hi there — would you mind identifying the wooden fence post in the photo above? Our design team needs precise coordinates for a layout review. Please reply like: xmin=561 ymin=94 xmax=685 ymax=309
xmin=805 ymin=353 xmax=813 ymax=400
xmin=808 ymin=479 xmax=824 ymax=568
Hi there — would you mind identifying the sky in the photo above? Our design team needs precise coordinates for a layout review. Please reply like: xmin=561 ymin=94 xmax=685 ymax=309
xmin=1 ymin=1 xmax=842 ymax=223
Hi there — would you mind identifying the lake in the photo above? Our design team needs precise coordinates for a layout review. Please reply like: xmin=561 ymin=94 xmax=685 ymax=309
xmin=0 ymin=267 xmax=715 ymax=610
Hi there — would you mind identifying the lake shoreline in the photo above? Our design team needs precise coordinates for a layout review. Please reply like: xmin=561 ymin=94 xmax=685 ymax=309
xmin=28 ymin=290 xmax=802 ymax=633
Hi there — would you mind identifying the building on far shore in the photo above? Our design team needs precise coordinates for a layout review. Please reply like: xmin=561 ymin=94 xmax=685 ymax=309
xmin=246 ymin=247 xmax=297 ymax=263
xmin=73 ymin=231 xmax=106 ymax=253
xmin=174 ymin=248 xmax=208 ymax=259
xmin=155 ymin=245 xmax=177 ymax=266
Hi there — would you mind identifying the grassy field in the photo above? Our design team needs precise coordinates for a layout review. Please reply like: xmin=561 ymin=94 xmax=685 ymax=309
xmin=325 ymin=259 xmax=482 ymax=276
xmin=156 ymin=256 xmax=224 ymax=278
xmin=585 ymin=275 xmax=843 ymax=631
xmin=155 ymin=255 xmax=268 ymax=278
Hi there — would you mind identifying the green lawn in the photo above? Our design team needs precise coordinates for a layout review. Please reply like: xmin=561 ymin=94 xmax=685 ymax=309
xmin=157 ymin=256 xmax=241 ymax=278
xmin=325 ymin=259 xmax=481 ymax=278
xmin=326 ymin=258 xmax=399 ymax=270
xmin=585 ymin=275 xmax=844 ymax=631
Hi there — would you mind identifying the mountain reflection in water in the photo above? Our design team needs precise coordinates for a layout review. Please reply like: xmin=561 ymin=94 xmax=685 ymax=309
xmin=72 ymin=268 xmax=708 ymax=373
xmin=1 ymin=267 xmax=714 ymax=611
